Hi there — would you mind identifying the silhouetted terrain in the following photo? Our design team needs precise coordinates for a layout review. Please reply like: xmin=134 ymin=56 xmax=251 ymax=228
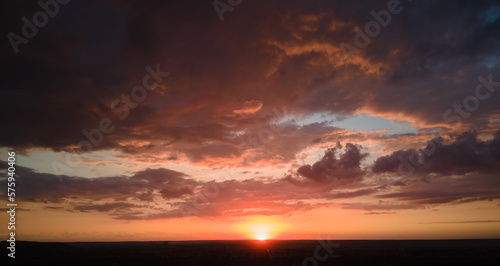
xmin=3 ymin=239 xmax=500 ymax=265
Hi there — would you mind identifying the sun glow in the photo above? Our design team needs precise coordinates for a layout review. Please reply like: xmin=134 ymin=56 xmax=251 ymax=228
xmin=234 ymin=216 xmax=288 ymax=240
xmin=255 ymin=233 xmax=269 ymax=241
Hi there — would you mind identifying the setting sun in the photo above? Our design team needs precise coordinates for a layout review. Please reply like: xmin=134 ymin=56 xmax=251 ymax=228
xmin=255 ymin=233 xmax=269 ymax=241
xmin=234 ymin=216 xmax=288 ymax=240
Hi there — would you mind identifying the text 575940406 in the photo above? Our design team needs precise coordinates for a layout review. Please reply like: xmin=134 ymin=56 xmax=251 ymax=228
xmin=6 ymin=151 xmax=17 ymax=259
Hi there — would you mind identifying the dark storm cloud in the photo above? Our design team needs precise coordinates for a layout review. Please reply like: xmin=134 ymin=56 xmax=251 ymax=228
xmin=377 ymin=173 xmax=500 ymax=205
xmin=0 ymin=0 xmax=133 ymax=152
xmin=0 ymin=162 xmax=200 ymax=203
xmin=2 ymin=0 xmax=500 ymax=167
xmin=369 ymin=130 xmax=500 ymax=205
xmin=359 ymin=0 xmax=500 ymax=125
xmin=368 ymin=130 xmax=500 ymax=205
xmin=373 ymin=130 xmax=500 ymax=175
xmin=286 ymin=143 xmax=368 ymax=185
xmin=372 ymin=149 xmax=414 ymax=174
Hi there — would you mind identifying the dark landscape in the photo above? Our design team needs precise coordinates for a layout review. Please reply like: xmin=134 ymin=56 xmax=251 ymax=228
xmin=3 ymin=239 xmax=500 ymax=265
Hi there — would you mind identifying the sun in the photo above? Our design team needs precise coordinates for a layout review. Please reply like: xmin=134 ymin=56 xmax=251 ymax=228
xmin=234 ymin=216 xmax=287 ymax=241
xmin=255 ymin=233 xmax=269 ymax=241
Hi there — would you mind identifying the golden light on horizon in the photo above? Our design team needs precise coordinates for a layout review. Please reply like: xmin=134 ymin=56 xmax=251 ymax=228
xmin=234 ymin=216 xmax=288 ymax=240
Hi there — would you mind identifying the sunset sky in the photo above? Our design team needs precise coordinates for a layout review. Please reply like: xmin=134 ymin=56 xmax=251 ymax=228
xmin=1 ymin=0 xmax=500 ymax=242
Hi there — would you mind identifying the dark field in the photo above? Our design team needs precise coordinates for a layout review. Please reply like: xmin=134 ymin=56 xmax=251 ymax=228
xmin=3 ymin=239 xmax=500 ymax=265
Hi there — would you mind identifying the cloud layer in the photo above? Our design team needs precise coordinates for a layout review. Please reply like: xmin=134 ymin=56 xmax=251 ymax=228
xmin=1 ymin=0 xmax=499 ymax=168
xmin=2 ymin=130 xmax=499 ymax=220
